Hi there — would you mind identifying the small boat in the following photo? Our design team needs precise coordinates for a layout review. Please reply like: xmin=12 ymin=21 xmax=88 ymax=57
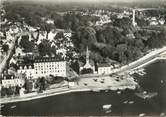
xmin=128 ymin=101 xmax=134 ymax=104
xmin=161 ymin=80 xmax=164 ymax=84
xmin=10 ymin=105 xmax=16 ymax=109
xmin=105 ymin=109 xmax=112 ymax=113
xmin=160 ymin=112 xmax=165 ymax=116
xmin=102 ymin=104 xmax=112 ymax=110
xmin=117 ymin=91 xmax=121 ymax=94
xmin=139 ymin=113 xmax=145 ymax=117
xmin=92 ymin=89 xmax=100 ymax=92
xmin=135 ymin=92 xmax=158 ymax=99
xmin=123 ymin=101 xmax=128 ymax=104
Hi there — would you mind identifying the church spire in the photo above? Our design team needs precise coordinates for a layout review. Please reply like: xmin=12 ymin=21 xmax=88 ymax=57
xmin=86 ymin=46 xmax=89 ymax=65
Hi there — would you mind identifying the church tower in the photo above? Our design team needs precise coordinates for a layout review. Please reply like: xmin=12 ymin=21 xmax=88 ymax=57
xmin=83 ymin=46 xmax=91 ymax=69
xmin=86 ymin=46 xmax=90 ymax=65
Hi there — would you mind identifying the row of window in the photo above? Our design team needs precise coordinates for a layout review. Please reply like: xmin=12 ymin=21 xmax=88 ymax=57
xmin=36 ymin=70 xmax=66 ymax=74
xmin=34 ymin=65 xmax=65 ymax=69
xmin=34 ymin=62 xmax=66 ymax=66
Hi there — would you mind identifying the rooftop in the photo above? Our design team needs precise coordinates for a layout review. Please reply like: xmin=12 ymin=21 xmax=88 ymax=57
xmin=34 ymin=57 xmax=65 ymax=63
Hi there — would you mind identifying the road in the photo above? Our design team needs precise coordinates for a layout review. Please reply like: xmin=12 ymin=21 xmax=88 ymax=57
xmin=0 ymin=32 xmax=30 ymax=77
xmin=80 ymin=46 xmax=166 ymax=78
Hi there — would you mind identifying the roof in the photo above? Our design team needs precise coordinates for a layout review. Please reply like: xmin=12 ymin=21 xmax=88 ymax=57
xmin=2 ymin=74 xmax=14 ymax=80
xmin=34 ymin=57 xmax=65 ymax=63
xmin=78 ymin=59 xmax=94 ymax=67
xmin=18 ymin=63 xmax=34 ymax=69
xmin=98 ymin=62 xmax=112 ymax=67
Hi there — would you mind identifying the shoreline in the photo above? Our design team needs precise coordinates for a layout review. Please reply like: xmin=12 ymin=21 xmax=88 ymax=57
xmin=0 ymin=84 xmax=137 ymax=104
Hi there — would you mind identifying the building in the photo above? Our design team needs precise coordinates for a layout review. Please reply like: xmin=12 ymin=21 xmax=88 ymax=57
xmin=17 ymin=64 xmax=35 ymax=79
xmin=48 ymin=30 xmax=57 ymax=41
xmin=0 ymin=43 xmax=4 ymax=60
xmin=1 ymin=75 xmax=24 ymax=88
xmin=56 ymin=48 xmax=67 ymax=58
xmin=79 ymin=47 xmax=95 ymax=73
xmin=98 ymin=63 xmax=114 ymax=75
xmin=15 ymin=47 xmax=26 ymax=57
xmin=34 ymin=57 xmax=67 ymax=77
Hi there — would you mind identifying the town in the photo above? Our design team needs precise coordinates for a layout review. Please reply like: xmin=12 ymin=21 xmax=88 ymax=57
xmin=0 ymin=1 xmax=166 ymax=116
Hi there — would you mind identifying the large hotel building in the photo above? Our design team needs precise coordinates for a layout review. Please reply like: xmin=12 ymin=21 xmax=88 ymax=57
xmin=17 ymin=57 xmax=67 ymax=79
xmin=34 ymin=57 xmax=67 ymax=78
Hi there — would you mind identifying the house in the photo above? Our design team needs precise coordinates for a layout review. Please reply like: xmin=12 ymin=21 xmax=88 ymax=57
xmin=46 ymin=19 xmax=54 ymax=24
xmin=15 ymin=47 xmax=26 ymax=57
xmin=0 ymin=44 xmax=4 ymax=59
xmin=9 ymin=57 xmax=17 ymax=64
xmin=1 ymin=75 xmax=24 ymax=88
xmin=34 ymin=57 xmax=67 ymax=78
xmin=98 ymin=63 xmax=114 ymax=75
xmin=159 ymin=18 xmax=165 ymax=25
xmin=48 ymin=30 xmax=57 ymax=41
xmin=150 ymin=21 xmax=158 ymax=26
xmin=64 ymin=30 xmax=72 ymax=38
xmin=149 ymin=17 xmax=158 ymax=26
xmin=56 ymin=48 xmax=67 ymax=58
xmin=17 ymin=64 xmax=35 ymax=79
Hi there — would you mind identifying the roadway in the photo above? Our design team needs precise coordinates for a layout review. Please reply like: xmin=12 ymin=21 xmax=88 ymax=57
xmin=80 ymin=46 xmax=166 ymax=78
xmin=0 ymin=32 xmax=30 ymax=77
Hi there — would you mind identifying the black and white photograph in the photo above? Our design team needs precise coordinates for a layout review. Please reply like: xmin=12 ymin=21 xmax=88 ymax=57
xmin=0 ymin=0 xmax=166 ymax=116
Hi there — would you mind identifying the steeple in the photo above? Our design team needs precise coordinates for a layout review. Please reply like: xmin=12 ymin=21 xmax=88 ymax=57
xmin=86 ymin=46 xmax=89 ymax=65
xmin=83 ymin=46 xmax=91 ymax=69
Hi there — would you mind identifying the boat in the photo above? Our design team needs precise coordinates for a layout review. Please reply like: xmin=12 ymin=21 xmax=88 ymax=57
xmin=139 ymin=113 xmax=145 ymax=117
xmin=92 ymin=89 xmax=100 ymax=92
xmin=105 ymin=110 xmax=112 ymax=113
xmin=160 ymin=112 xmax=165 ymax=116
xmin=102 ymin=104 xmax=112 ymax=110
xmin=161 ymin=80 xmax=164 ymax=84
xmin=135 ymin=92 xmax=158 ymax=99
xmin=123 ymin=100 xmax=128 ymax=104
xmin=128 ymin=101 xmax=134 ymax=104
xmin=10 ymin=105 xmax=16 ymax=109
xmin=117 ymin=91 xmax=121 ymax=94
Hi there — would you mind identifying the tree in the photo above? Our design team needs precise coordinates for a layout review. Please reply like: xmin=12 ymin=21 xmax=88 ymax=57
xmin=38 ymin=40 xmax=52 ymax=56
xmin=20 ymin=35 xmax=34 ymax=52
xmin=81 ymin=68 xmax=93 ymax=74
xmin=2 ymin=44 xmax=9 ymax=53
xmin=1 ymin=86 xmax=7 ymax=97
xmin=24 ymin=79 xmax=33 ymax=93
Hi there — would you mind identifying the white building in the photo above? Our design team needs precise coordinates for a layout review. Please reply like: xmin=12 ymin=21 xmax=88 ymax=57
xmin=1 ymin=75 xmax=24 ymax=88
xmin=64 ymin=30 xmax=72 ymax=38
xmin=48 ymin=30 xmax=57 ymax=41
xmin=159 ymin=18 xmax=165 ymax=25
xmin=79 ymin=47 xmax=95 ymax=73
xmin=98 ymin=63 xmax=114 ymax=75
xmin=17 ymin=64 xmax=35 ymax=79
xmin=34 ymin=57 xmax=67 ymax=77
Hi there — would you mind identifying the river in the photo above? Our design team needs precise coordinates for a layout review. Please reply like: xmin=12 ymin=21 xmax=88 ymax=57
xmin=1 ymin=60 xmax=166 ymax=116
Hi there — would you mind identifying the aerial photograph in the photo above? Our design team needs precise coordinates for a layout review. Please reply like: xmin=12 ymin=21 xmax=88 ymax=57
xmin=0 ymin=0 xmax=166 ymax=116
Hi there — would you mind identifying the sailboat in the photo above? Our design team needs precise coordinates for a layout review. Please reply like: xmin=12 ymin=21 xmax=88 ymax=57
xmin=135 ymin=92 xmax=158 ymax=99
